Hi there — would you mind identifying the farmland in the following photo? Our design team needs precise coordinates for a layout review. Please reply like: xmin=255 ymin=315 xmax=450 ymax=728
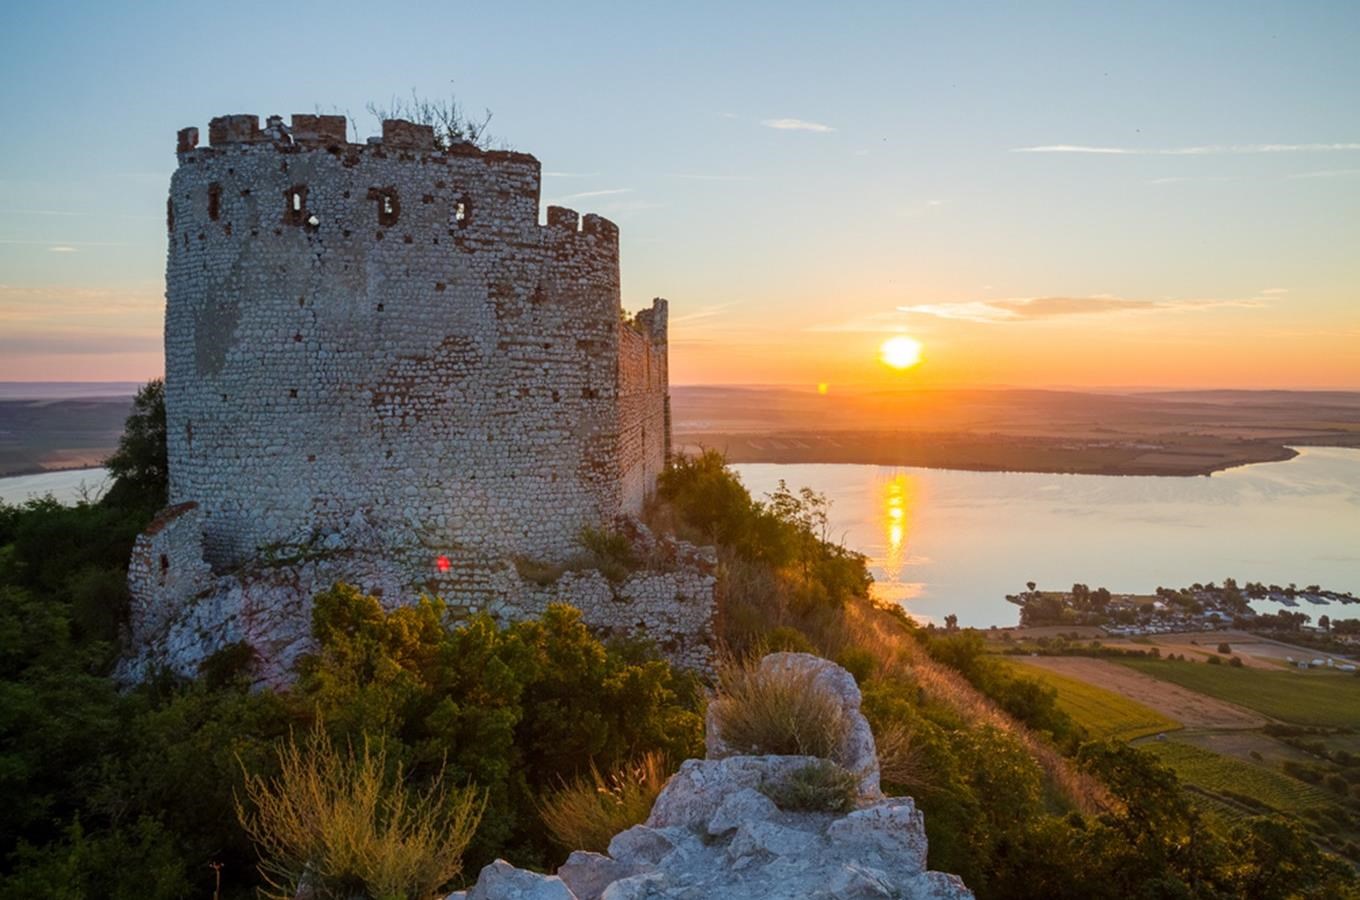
xmin=1140 ymin=740 xmax=1339 ymax=818
xmin=1117 ymin=658 xmax=1360 ymax=729
xmin=1003 ymin=658 xmax=1179 ymax=741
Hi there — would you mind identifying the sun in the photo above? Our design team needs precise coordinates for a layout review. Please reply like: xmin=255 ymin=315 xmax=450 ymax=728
xmin=879 ymin=335 xmax=923 ymax=370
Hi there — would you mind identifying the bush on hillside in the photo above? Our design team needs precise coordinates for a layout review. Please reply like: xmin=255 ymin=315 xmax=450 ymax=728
xmin=236 ymin=724 xmax=485 ymax=899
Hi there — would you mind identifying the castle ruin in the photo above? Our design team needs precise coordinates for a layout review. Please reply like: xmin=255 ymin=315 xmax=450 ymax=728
xmin=122 ymin=114 xmax=714 ymax=684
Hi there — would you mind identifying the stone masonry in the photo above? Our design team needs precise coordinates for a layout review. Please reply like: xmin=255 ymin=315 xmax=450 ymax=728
xmin=122 ymin=113 xmax=713 ymax=683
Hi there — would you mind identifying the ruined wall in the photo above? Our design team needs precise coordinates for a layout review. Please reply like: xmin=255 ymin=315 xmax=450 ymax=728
xmin=164 ymin=115 xmax=666 ymax=582
xmin=617 ymin=300 xmax=670 ymax=514
xmin=127 ymin=503 xmax=213 ymax=640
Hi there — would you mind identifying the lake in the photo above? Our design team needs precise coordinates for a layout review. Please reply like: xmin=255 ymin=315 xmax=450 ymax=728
xmin=0 ymin=468 xmax=111 ymax=505
xmin=5 ymin=451 xmax=1357 ymax=627
xmin=734 ymin=447 xmax=1360 ymax=627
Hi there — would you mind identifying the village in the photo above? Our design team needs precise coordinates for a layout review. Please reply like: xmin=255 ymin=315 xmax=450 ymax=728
xmin=1004 ymin=578 xmax=1360 ymax=663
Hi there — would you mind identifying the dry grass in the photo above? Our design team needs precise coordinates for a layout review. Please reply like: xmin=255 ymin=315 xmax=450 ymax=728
xmin=538 ymin=752 xmax=671 ymax=853
xmin=710 ymin=655 xmax=850 ymax=763
xmin=840 ymin=600 xmax=1114 ymax=815
xmin=235 ymin=725 xmax=485 ymax=900
xmin=872 ymin=719 xmax=934 ymax=795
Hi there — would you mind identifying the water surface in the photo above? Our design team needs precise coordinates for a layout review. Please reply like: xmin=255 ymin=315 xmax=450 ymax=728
xmin=734 ymin=448 xmax=1360 ymax=627
xmin=0 ymin=467 xmax=110 ymax=505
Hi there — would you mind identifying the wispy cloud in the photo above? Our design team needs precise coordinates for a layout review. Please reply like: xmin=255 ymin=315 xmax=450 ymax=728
xmin=47 ymin=246 xmax=77 ymax=253
xmin=761 ymin=118 xmax=835 ymax=133
xmin=1146 ymin=175 xmax=1239 ymax=185
xmin=671 ymin=304 xmax=732 ymax=326
xmin=0 ymin=239 xmax=130 ymax=246
xmin=549 ymin=188 xmax=632 ymax=203
xmin=665 ymin=173 xmax=751 ymax=181
xmin=1013 ymin=143 xmax=1360 ymax=155
xmin=1287 ymin=168 xmax=1360 ymax=179
xmin=896 ymin=295 xmax=1266 ymax=323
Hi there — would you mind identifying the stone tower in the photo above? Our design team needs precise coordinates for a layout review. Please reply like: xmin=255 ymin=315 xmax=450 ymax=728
xmin=121 ymin=113 xmax=712 ymax=686
xmin=160 ymin=114 xmax=668 ymax=577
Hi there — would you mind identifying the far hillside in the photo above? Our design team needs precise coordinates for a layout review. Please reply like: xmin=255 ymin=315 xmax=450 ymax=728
xmin=672 ymin=385 xmax=1360 ymax=476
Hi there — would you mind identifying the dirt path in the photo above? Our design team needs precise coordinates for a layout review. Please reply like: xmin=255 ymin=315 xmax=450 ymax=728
xmin=1015 ymin=656 xmax=1268 ymax=729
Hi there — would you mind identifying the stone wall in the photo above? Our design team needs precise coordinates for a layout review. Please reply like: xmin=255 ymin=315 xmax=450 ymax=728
xmin=127 ymin=502 xmax=213 ymax=640
xmin=617 ymin=303 xmax=670 ymax=516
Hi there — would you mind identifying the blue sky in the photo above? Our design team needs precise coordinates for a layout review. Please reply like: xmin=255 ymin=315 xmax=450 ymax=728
xmin=2 ymin=1 xmax=1357 ymax=385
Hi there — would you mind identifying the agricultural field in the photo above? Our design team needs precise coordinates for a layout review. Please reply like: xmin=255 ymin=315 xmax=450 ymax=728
xmin=1140 ymin=739 xmax=1339 ymax=819
xmin=1003 ymin=658 xmax=1179 ymax=741
xmin=1118 ymin=658 xmax=1360 ymax=729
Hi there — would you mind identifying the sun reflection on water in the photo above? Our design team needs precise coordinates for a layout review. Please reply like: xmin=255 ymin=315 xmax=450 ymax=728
xmin=871 ymin=472 xmax=927 ymax=609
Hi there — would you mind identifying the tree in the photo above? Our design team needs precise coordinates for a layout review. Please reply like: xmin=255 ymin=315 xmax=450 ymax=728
xmin=1319 ymin=614 xmax=1330 ymax=633
xmin=103 ymin=379 xmax=167 ymax=511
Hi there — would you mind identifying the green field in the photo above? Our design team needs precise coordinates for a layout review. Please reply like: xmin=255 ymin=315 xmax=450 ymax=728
xmin=1118 ymin=658 xmax=1360 ymax=729
xmin=1005 ymin=660 xmax=1180 ymax=741
xmin=1141 ymin=740 xmax=1338 ymax=819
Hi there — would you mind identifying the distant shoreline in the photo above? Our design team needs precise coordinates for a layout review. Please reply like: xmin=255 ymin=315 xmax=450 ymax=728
xmin=679 ymin=432 xmax=1335 ymax=478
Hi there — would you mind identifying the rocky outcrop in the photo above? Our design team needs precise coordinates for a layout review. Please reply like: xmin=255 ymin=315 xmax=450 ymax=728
xmin=453 ymin=656 xmax=972 ymax=900
xmin=706 ymin=652 xmax=882 ymax=797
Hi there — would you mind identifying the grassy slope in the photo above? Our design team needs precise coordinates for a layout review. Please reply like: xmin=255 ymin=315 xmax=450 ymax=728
xmin=1118 ymin=658 xmax=1360 ymax=728
xmin=1001 ymin=659 xmax=1180 ymax=741
xmin=1141 ymin=740 xmax=1338 ymax=819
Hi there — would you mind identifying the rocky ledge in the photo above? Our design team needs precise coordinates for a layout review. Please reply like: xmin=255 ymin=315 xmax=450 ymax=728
xmin=451 ymin=655 xmax=972 ymax=900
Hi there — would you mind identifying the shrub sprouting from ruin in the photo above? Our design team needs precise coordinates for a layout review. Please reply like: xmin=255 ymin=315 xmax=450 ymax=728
xmin=710 ymin=655 xmax=849 ymax=762
xmin=538 ymin=752 xmax=671 ymax=853
xmin=366 ymin=88 xmax=494 ymax=149
xmin=235 ymin=723 xmax=485 ymax=900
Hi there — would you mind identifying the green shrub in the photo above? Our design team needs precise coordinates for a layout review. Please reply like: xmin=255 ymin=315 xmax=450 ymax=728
xmin=710 ymin=655 xmax=849 ymax=762
xmin=760 ymin=626 xmax=815 ymax=654
xmin=836 ymin=647 xmax=877 ymax=685
xmin=513 ymin=556 xmax=568 ymax=586
xmin=579 ymin=527 xmax=638 ymax=583
xmin=1217 ymin=642 xmax=1231 ymax=654
xmin=761 ymin=760 xmax=859 ymax=813
xmin=1206 ymin=654 xmax=1222 ymax=665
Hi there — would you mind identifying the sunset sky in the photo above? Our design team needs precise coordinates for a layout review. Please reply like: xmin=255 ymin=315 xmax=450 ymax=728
xmin=2 ymin=1 xmax=1357 ymax=388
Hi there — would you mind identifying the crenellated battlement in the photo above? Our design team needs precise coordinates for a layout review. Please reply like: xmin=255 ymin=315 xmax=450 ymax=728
xmin=172 ymin=115 xmax=625 ymax=251
xmin=178 ymin=114 xmax=538 ymax=167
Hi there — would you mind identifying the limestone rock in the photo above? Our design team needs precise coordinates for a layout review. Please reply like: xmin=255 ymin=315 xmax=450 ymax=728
xmin=645 ymin=754 xmax=822 ymax=829
xmin=826 ymin=798 xmax=929 ymax=873
xmin=556 ymin=851 xmax=633 ymax=900
xmin=706 ymin=786 xmax=778 ymax=836
xmin=465 ymin=859 xmax=576 ymax=900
